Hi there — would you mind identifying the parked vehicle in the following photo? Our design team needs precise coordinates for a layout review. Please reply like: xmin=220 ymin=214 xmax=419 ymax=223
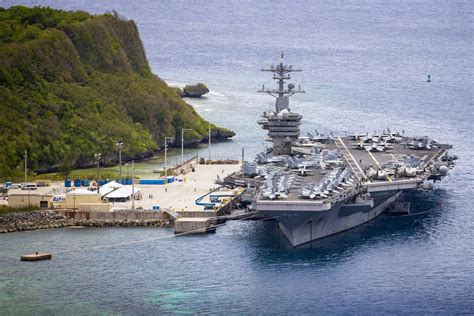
xmin=20 ymin=183 xmax=38 ymax=190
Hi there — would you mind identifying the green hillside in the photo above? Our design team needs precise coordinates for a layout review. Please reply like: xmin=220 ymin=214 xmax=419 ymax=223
xmin=0 ymin=6 xmax=234 ymax=179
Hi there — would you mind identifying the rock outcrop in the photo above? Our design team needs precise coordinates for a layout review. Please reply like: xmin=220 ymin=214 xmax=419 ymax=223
xmin=182 ymin=83 xmax=210 ymax=98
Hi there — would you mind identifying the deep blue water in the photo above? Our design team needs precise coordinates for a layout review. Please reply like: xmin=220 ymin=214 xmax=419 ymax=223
xmin=2 ymin=0 xmax=473 ymax=314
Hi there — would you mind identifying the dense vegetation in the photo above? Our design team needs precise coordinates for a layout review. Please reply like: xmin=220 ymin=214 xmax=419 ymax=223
xmin=0 ymin=6 xmax=233 ymax=179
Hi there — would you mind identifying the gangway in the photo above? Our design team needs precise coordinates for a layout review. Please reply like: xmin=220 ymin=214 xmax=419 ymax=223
xmin=195 ymin=190 xmax=238 ymax=209
xmin=162 ymin=208 xmax=178 ymax=219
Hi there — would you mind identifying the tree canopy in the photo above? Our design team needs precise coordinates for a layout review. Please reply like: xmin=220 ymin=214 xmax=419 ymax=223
xmin=0 ymin=6 xmax=233 ymax=179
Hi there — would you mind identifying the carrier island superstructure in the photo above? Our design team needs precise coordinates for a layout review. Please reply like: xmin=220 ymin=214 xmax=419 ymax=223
xmin=224 ymin=53 xmax=456 ymax=247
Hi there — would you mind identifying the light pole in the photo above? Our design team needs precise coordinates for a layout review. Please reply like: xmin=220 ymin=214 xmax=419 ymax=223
xmin=164 ymin=137 xmax=174 ymax=179
xmin=181 ymin=128 xmax=192 ymax=170
xmin=94 ymin=153 xmax=101 ymax=198
xmin=208 ymin=123 xmax=211 ymax=163
xmin=24 ymin=150 xmax=27 ymax=183
xmin=116 ymin=141 xmax=124 ymax=183
xmin=131 ymin=160 xmax=135 ymax=210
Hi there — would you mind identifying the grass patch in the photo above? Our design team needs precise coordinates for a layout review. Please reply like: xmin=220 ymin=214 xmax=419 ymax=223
xmin=0 ymin=205 xmax=40 ymax=215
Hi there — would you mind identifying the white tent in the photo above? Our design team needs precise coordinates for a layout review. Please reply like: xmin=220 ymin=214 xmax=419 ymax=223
xmin=102 ymin=181 xmax=124 ymax=189
xmin=105 ymin=185 xmax=141 ymax=202
xmin=68 ymin=188 xmax=97 ymax=196
xmin=99 ymin=186 xmax=116 ymax=197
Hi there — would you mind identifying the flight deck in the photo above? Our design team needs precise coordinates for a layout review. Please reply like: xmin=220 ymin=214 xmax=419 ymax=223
xmin=218 ymin=53 xmax=456 ymax=246
xmin=331 ymin=136 xmax=450 ymax=183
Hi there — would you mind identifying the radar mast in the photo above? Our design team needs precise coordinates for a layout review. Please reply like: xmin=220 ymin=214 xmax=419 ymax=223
xmin=257 ymin=52 xmax=304 ymax=156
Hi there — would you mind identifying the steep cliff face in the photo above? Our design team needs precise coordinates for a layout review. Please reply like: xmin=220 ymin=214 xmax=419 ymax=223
xmin=0 ymin=6 xmax=234 ymax=177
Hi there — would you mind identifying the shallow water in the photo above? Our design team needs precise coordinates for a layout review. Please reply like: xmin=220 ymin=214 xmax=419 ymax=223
xmin=2 ymin=0 xmax=473 ymax=314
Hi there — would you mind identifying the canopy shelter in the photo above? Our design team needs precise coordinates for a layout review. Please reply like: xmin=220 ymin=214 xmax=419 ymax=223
xmin=101 ymin=181 xmax=123 ymax=189
xmin=99 ymin=186 xmax=115 ymax=198
xmin=69 ymin=188 xmax=97 ymax=196
xmin=68 ymin=187 xmax=113 ymax=199
xmin=104 ymin=185 xmax=141 ymax=203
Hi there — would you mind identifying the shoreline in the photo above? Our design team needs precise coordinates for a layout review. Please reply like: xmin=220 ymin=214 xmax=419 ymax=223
xmin=32 ymin=137 xmax=232 ymax=176
xmin=0 ymin=210 xmax=171 ymax=234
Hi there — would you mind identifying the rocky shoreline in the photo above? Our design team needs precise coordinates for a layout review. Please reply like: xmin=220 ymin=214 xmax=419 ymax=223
xmin=0 ymin=210 xmax=171 ymax=233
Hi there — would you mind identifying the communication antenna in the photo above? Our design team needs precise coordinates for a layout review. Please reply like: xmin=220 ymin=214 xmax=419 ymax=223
xmin=257 ymin=51 xmax=305 ymax=112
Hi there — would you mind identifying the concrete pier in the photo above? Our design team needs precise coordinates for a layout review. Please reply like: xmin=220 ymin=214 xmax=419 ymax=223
xmin=2 ymin=163 xmax=242 ymax=234
xmin=174 ymin=187 xmax=244 ymax=234
xmin=174 ymin=217 xmax=216 ymax=234
xmin=110 ymin=163 xmax=241 ymax=212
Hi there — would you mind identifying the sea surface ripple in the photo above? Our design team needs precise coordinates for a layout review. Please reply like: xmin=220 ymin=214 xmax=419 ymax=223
xmin=1 ymin=0 xmax=473 ymax=314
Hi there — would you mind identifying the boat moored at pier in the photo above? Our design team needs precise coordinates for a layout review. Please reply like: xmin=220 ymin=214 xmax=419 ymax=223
xmin=225 ymin=52 xmax=456 ymax=247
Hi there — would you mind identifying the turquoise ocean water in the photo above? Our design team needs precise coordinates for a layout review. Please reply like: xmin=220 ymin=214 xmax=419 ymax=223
xmin=1 ymin=1 xmax=473 ymax=314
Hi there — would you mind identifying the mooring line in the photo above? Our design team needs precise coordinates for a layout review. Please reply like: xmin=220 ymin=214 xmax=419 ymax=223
xmin=55 ymin=212 xmax=274 ymax=255
xmin=387 ymin=210 xmax=437 ymax=218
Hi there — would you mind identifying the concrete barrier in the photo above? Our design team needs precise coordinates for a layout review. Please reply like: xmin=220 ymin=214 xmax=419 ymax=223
xmin=78 ymin=203 xmax=111 ymax=212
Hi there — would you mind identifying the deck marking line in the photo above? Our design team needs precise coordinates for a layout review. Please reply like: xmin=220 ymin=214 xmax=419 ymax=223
xmin=365 ymin=149 xmax=392 ymax=182
xmin=336 ymin=137 xmax=364 ymax=180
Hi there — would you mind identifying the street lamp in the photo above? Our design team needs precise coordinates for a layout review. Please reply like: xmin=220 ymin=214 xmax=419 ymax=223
xmin=181 ymin=128 xmax=192 ymax=171
xmin=164 ymin=137 xmax=174 ymax=179
xmin=116 ymin=141 xmax=124 ymax=183
xmin=208 ymin=123 xmax=211 ymax=163
xmin=23 ymin=150 xmax=27 ymax=183
xmin=94 ymin=153 xmax=101 ymax=197
xmin=131 ymin=160 xmax=135 ymax=210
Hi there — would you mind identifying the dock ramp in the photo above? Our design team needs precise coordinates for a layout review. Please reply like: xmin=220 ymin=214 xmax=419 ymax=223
xmin=162 ymin=208 xmax=178 ymax=219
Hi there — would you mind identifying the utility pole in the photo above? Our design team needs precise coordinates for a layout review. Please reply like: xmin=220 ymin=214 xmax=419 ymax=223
xmin=95 ymin=153 xmax=101 ymax=198
xmin=181 ymin=128 xmax=192 ymax=171
xmin=131 ymin=160 xmax=135 ymax=210
xmin=208 ymin=123 xmax=211 ymax=163
xmin=165 ymin=139 xmax=168 ymax=179
xmin=116 ymin=141 xmax=124 ymax=183
xmin=24 ymin=150 xmax=27 ymax=183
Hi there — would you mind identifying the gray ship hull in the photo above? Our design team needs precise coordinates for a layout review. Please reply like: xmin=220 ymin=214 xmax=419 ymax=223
xmin=239 ymin=55 xmax=455 ymax=248
xmin=262 ymin=191 xmax=401 ymax=247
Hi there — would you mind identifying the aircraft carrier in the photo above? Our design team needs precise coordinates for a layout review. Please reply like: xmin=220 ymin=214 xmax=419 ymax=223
xmin=225 ymin=52 xmax=457 ymax=247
